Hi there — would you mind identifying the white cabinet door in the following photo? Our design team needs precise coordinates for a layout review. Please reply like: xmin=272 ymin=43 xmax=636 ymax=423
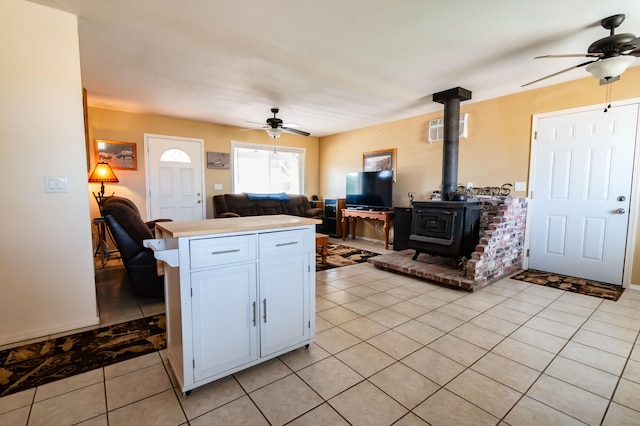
xmin=259 ymin=253 xmax=310 ymax=356
xmin=191 ymin=263 xmax=258 ymax=382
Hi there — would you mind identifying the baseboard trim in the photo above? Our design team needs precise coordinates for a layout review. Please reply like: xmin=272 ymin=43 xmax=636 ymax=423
xmin=0 ymin=315 xmax=100 ymax=348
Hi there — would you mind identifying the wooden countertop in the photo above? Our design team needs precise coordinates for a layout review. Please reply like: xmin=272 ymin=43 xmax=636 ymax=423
xmin=155 ymin=214 xmax=322 ymax=238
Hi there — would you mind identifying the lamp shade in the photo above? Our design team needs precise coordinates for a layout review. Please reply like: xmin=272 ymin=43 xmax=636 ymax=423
xmin=88 ymin=162 xmax=119 ymax=183
xmin=586 ymin=56 xmax=635 ymax=80
xmin=89 ymin=162 xmax=119 ymax=206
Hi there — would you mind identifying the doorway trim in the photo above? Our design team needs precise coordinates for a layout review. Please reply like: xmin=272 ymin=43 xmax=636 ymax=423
xmin=524 ymin=98 xmax=640 ymax=288
xmin=143 ymin=133 xmax=206 ymax=220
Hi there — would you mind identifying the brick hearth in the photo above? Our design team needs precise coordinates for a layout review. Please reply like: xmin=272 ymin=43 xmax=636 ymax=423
xmin=368 ymin=250 xmax=476 ymax=289
xmin=370 ymin=196 xmax=528 ymax=291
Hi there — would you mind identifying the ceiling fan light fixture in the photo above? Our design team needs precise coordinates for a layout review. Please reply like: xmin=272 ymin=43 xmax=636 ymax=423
xmin=266 ymin=128 xmax=282 ymax=138
xmin=586 ymin=55 xmax=635 ymax=80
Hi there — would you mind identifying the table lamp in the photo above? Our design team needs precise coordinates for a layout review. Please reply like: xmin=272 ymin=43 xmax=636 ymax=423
xmin=88 ymin=162 xmax=119 ymax=208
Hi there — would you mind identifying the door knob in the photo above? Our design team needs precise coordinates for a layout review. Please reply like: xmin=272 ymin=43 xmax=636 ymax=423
xmin=618 ymin=196 xmax=626 ymax=201
xmin=197 ymin=200 xmax=202 ymax=204
xmin=615 ymin=208 xmax=626 ymax=214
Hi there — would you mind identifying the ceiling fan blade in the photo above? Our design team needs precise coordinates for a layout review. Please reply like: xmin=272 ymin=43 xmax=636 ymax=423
xmin=239 ymin=126 xmax=267 ymax=132
xmin=522 ymin=59 xmax=598 ymax=87
xmin=535 ymin=53 xmax=603 ymax=59
xmin=619 ymin=36 xmax=640 ymax=52
xmin=246 ymin=120 xmax=267 ymax=125
xmin=628 ymin=48 xmax=640 ymax=57
xmin=282 ymin=127 xmax=310 ymax=136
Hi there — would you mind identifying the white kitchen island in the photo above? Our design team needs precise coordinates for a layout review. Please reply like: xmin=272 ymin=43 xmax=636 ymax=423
xmin=145 ymin=215 xmax=321 ymax=395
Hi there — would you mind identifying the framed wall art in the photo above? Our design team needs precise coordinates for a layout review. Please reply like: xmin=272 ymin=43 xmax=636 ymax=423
xmin=207 ymin=151 xmax=230 ymax=169
xmin=363 ymin=148 xmax=396 ymax=181
xmin=95 ymin=140 xmax=137 ymax=170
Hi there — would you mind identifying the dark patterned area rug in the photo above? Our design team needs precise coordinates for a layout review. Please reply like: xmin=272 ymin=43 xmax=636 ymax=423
xmin=316 ymin=243 xmax=379 ymax=272
xmin=511 ymin=269 xmax=624 ymax=301
xmin=0 ymin=314 xmax=166 ymax=397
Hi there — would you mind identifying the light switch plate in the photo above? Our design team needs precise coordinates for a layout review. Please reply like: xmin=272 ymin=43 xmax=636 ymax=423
xmin=214 ymin=184 xmax=223 ymax=190
xmin=44 ymin=176 xmax=68 ymax=193
xmin=514 ymin=181 xmax=526 ymax=191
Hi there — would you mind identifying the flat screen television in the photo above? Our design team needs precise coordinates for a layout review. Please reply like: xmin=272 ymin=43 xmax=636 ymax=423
xmin=345 ymin=170 xmax=393 ymax=210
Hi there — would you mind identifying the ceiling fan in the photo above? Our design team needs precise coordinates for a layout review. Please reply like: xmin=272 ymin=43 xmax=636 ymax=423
xmin=243 ymin=108 xmax=310 ymax=138
xmin=523 ymin=14 xmax=640 ymax=87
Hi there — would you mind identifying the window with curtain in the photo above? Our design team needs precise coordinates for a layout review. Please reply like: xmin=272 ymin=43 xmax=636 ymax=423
xmin=231 ymin=141 xmax=305 ymax=194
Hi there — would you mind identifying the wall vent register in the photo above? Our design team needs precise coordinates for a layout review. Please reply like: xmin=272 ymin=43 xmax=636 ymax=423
xmin=428 ymin=113 xmax=468 ymax=143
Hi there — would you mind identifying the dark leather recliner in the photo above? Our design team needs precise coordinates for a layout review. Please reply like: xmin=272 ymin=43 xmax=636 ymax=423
xmin=101 ymin=197 xmax=169 ymax=298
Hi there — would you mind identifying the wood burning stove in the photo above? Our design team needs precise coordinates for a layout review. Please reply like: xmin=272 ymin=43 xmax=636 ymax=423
xmin=407 ymin=86 xmax=481 ymax=260
xmin=409 ymin=200 xmax=481 ymax=259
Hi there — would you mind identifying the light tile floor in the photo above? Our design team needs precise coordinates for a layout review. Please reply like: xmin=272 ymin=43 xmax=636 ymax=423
xmin=93 ymin=255 xmax=166 ymax=328
xmin=2 ymin=238 xmax=640 ymax=425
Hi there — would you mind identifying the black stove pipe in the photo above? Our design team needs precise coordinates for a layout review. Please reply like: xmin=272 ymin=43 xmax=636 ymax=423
xmin=441 ymin=97 xmax=461 ymax=197
xmin=432 ymin=87 xmax=472 ymax=201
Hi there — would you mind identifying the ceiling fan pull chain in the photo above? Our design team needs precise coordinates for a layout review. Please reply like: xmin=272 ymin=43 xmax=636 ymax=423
xmin=604 ymin=79 xmax=613 ymax=112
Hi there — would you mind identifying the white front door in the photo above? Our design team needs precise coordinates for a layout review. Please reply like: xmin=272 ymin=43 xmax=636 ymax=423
xmin=145 ymin=134 xmax=205 ymax=221
xmin=528 ymin=104 xmax=638 ymax=285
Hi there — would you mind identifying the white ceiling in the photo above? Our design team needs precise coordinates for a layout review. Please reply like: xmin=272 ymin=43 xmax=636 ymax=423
xmin=29 ymin=0 xmax=640 ymax=137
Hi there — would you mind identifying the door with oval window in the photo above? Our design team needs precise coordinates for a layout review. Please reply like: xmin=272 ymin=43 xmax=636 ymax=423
xmin=145 ymin=134 xmax=205 ymax=221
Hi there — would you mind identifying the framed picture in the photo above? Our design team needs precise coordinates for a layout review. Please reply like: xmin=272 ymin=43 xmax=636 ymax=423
xmin=363 ymin=148 xmax=396 ymax=181
xmin=96 ymin=140 xmax=137 ymax=170
xmin=207 ymin=151 xmax=230 ymax=169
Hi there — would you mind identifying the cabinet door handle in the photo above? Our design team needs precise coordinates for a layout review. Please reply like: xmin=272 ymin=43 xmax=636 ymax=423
xmin=210 ymin=248 xmax=241 ymax=255
xmin=252 ymin=301 xmax=256 ymax=326
xmin=275 ymin=241 xmax=298 ymax=247
xmin=263 ymin=299 xmax=267 ymax=323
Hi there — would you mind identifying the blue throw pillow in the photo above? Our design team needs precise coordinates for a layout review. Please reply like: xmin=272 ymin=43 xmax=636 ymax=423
xmin=246 ymin=192 xmax=290 ymax=201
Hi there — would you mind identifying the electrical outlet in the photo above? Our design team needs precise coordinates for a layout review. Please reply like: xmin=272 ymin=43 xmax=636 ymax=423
xmin=515 ymin=181 xmax=526 ymax=191
xmin=214 ymin=184 xmax=223 ymax=190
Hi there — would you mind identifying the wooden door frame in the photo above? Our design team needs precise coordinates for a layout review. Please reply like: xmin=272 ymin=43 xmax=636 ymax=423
xmin=143 ymin=133 xmax=206 ymax=220
xmin=524 ymin=99 xmax=640 ymax=288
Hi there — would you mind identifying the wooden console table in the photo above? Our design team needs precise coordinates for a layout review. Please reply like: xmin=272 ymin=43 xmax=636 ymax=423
xmin=341 ymin=209 xmax=394 ymax=249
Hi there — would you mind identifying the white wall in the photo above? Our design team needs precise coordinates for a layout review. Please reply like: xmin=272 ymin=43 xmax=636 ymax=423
xmin=0 ymin=0 xmax=98 ymax=345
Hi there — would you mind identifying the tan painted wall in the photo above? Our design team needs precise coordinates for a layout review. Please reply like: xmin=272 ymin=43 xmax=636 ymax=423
xmin=319 ymin=67 xmax=640 ymax=284
xmin=87 ymin=108 xmax=320 ymax=221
